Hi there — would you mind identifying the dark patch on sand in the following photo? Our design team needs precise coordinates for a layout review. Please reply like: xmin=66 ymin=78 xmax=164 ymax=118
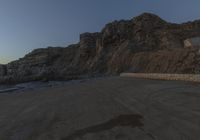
xmin=61 ymin=114 xmax=143 ymax=140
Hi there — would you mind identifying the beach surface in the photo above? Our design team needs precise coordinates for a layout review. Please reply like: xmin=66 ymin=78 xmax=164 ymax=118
xmin=0 ymin=77 xmax=200 ymax=140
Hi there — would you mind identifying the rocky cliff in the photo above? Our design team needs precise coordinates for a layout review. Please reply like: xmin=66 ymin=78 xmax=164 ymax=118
xmin=1 ymin=13 xmax=200 ymax=83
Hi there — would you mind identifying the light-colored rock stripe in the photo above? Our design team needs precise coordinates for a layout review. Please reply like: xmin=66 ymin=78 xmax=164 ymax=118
xmin=120 ymin=73 xmax=200 ymax=82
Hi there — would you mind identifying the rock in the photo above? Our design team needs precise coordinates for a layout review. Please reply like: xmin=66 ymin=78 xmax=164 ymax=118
xmin=80 ymin=32 xmax=100 ymax=48
xmin=0 ymin=65 xmax=7 ymax=76
xmin=1 ymin=12 xmax=200 ymax=83
xmin=184 ymin=37 xmax=200 ymax=48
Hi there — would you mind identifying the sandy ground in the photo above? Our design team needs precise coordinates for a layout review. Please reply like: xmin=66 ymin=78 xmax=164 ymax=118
xmin=0 ymin=77 xmax=200 ymax=140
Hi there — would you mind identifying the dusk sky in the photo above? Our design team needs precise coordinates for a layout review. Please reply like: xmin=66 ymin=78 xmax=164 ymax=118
xmin=0 ymin=0 xmax=200 ymax=64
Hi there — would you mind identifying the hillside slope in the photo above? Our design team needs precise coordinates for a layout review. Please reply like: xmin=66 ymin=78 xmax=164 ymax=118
xmin=1 ymin=13 xmax=200 ymax=83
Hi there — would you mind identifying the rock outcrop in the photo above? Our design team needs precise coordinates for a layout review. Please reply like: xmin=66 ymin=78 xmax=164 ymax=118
xmin=1 ymin=13 xmax=200 ymax=83
xmin=184 ymin=37 xmax=200 ymax=48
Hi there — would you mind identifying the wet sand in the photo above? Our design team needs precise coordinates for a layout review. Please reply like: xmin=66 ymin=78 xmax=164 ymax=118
xmin=0 ymin=77 xmax=200 ymax=140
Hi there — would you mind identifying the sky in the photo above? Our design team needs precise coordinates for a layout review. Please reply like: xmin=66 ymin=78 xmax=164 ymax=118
xmin=0 ymin=0 xmax=200 ymax=64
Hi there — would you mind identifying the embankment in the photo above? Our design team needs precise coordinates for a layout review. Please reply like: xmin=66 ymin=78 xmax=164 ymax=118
xmin=120 ymin=73 xmax=200 ymax=82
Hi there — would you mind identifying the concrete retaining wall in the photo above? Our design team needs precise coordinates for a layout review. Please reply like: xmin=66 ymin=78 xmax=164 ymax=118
xmin=120 ymin=73 xmax=200 ymax=82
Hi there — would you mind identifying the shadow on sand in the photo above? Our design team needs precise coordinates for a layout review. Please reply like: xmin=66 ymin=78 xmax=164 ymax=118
xmin=61 ymin=114 xmax=144 ymax=140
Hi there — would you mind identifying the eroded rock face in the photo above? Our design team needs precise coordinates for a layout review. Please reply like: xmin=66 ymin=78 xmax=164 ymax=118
xmin=1 ymin=13 xmax=200 ymax=83
xmin=0 ymin=65 xmax=7 ymax=76
xmin=80 ymin=32 xmax=100 ymax=48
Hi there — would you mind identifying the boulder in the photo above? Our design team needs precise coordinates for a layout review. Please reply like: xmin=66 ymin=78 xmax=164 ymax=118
xmin=184 ymin=37 xmax=200 ymax=48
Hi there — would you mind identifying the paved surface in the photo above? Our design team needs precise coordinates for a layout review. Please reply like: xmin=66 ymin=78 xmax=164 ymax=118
xmin=0 ymin=77 xmax=200 ymax=140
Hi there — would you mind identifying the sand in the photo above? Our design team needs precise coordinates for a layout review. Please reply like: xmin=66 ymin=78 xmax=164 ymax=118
xmin=0 ymin=77 xmax=200 ymax=140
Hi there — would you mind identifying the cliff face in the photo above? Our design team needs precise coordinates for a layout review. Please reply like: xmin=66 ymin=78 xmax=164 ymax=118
xmin=1 ymin=13 xmax=200 ymax=83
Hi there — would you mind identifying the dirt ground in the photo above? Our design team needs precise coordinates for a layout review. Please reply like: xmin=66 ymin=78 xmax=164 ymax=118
xmin=0 ymin=77 xmax=200 ymax=140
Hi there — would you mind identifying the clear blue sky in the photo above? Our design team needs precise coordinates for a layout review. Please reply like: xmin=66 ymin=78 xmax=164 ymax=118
xmin=0 ymin=0 xmax=200 ymax=64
